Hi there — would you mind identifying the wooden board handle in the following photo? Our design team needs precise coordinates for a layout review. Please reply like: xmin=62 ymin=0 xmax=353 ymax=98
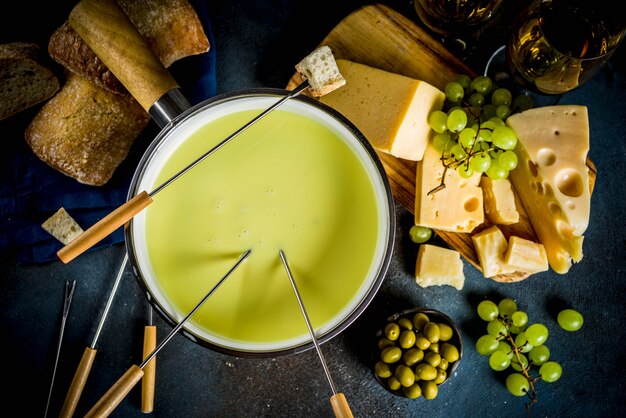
xmin=330 ymin=393 xmax=353 ymax=418
xmin=68 ymin=0 xmax=179 ymax=111
xmin=57 ymin=191 xmax=153 ymax=264
xmin=59 ymin=347 xmax=97 ymax=418
xmin=141 ymin=325 xmax=157 ymax=413
xmin=84 ymin=364 xmax=144 ymax=418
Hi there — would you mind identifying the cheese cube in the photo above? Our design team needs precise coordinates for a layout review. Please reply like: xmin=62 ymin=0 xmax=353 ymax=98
xmin=471 ymin=225 xmax=515 ymax=278
xmin=503 ymin=236 xmax=549 ymax=274
xmin=507 ymin=105 xmax=590 ymax=273
xmin=320 ymin=59 xmax=445 ymax=161
xmin=415 ymin=140 xmax=484 ymax=232
xmin=415 ymin=244 xmax=464 ymax=290
xmin=480 ymin=177 xmax=519 ymax=225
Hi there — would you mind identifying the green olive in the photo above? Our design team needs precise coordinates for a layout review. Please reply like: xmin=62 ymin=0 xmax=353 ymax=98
xmin=423 ymin=322 xmax=441 ymax=343
xmin=429 ymin=342 xmax=440 ymax=354
xmin=415 ymin=333 xmax=431 ymax=350
xmin=381 ymin=346 xmax=402 ymax=363
xmin=424 ymin=352 xmax=441 ymax=368
xmin=399 ymin=330 xmax=417 ymax=349
xmin=398 ymin=317 xmax=413 ymax=330
xmin=394 ymin=364 xmax=416 ymax=387
xmin=387 ymin=376 xmax=401 ymax=391
xmin=438 ymin=323 xmax=454 ymax=341
xmin=412 ymin=312 xmax=430 ymax=331
xmin=415 ymin=363 xmax=438 ymax=381
xmin=384 ymin=322 xmax=400 ymax=341
xmin=441 ymin=343 xmax=460 ymax=363
xmin=421 ymin=380 xmax=439 ymax=400
xmin=439 ymin=358 xmax=449 ymax=371
xmin=374 ymin=361 xmax=392 ymax=378
xmin=402 ymin=383 xmax=422 ymax=399
xmin=377 ymin=337 xmax=395 ymax=350
xmin=434 ymin=368 xmax=447 ymax=384
xmin=402 ymin=348 xmax=424 ymax=367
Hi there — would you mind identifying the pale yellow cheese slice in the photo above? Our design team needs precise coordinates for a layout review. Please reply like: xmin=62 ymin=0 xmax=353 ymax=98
xmin=415 ymin=140 xmax=484 ymax=232
xmin=507 ymin=105 xmax=590 ymax=274
xmin=320 ymin=59 xmax=445 ymax=161
xmin=503 ymin=236 xmax=549 ymax=274
xmin=415 ymin=244 xmax=464 ymax=290
xmin=480 ymin=177 xmax=519 ymax=225
xmin=471 ymin=225 xmax=515 ymax=278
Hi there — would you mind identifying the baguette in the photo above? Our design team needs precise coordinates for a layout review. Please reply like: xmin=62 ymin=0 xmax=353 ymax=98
xmin=0 ymin=42 xmax=59 ymax=120
xmin=295 ymin=45 xmax=345 ymax=97
xmin=48 ymin=0 xmax=210 ymax=94
xmin=25 ymin=72 xmax=149 ymax=186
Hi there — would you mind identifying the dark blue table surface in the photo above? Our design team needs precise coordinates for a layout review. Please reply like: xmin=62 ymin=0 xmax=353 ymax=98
xmin=1 ymin=1 xmax=625 ymax=417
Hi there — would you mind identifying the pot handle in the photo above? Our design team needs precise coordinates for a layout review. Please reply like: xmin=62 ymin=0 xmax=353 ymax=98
xmin=68 ymin=0 xmax=179 ymax=112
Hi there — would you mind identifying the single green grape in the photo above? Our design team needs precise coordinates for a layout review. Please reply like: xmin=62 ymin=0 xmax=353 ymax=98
xmin=445 ymin=81 xmax=465 ymax=102
xmin=485 ymin=159 xmax=508 ymax=180
xmin=528 ymin=345 xmax=550 ymax=365
xmin=457 ymin=164 xmax=474 ymax=178
xmin=512 ymin=94 xmax=534 ymax=111
xmin=432 ymin=132 xmax=451 ymax=153
xmin=496 ymin=341 xmax=514 ymax=359
xmin=469 ymin=153 xmax=491 ymax=173
xmin=476 ymin=334 xmax=499 ymax=356
xmin=498 ymin=299 xmax=518 ymax=318
xmin=471 ymin=75 xmax=493 ymax=95
xmin=496 ymin=104 xmax=511 ymax=120
xmin=487 ymin=319 xmax=508 ymax=337
xmin=514 ymin=332 xmax=533 ymax=353
xmin=488 ymin=116 xmax=506 ymax=126
xmin=447 ymin=108 xmax=468 ymax=132
xmin=557 ymin=309 xmax=584 ymax=331
xmin=511 ymin=353 xmax=529 ymax=372
xmin=509 ymin=325 xmax=525 ymax=334
xmin=476 ymin=127 xmax=492 ymax=142
xmin=428 ymin=110 xmax=449 ymax=133
xmin=525 ymin=323 xmax=549 ymax=346
xmin=409 ymin=225 xmax=432 ymax=243
xmin=499 ymin=150 xmax=519 ymax=171
xmin=469 ymin=92 xmax=485 ymax=107
xmin=455 ymin=73 xmax=472 ymax=89
xmin=477 ymin=300 xmax=499 ymax=321
xmin=539 ymin=361 xmax=562 ymax=382
xmin=458 ymin=127 xmax=477 ymax=148
xmin=491 ymin=87 xmax=513 ymax=106
xmin=489 ymin=350 xmax=511 ymax=371
xmin=491 ymin=126 xmax=518 ymax=150
xmin=506 ymin=373 xmax=530 ymax=396
xmin=511 ymin=311 xmax=528 ymax=327
xmin=450 ymin=144 xmax=467 ymax=160
xmin=481 ymin=103 xmax=497 ymax=121
xmin=481 ymin=120 xmax=499 ymax=131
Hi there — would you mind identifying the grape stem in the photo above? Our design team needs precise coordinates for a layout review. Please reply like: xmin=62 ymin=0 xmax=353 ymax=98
xmin=506 ymin=332 xmax=538 ymax=416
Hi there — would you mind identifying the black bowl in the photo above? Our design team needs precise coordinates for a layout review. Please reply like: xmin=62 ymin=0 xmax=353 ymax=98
xmin=372 ymin=307 xmax=463 ymax=398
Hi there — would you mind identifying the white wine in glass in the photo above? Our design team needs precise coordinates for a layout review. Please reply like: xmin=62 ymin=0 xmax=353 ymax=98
xmin=506 ymin=0 xmax=625 ymax=95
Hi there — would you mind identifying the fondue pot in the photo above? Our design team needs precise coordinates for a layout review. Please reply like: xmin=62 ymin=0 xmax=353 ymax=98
xmin=63 ymin=0 xmax=395 ymax=357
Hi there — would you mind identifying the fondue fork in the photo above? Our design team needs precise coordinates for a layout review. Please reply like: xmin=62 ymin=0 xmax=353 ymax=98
xmin=278 ymin=250 xmax=354 ymax=418
xmin=83 ymin=249 xmax=251 ymax=418
xmin=57 ymin=81 xmax=310 ymax=265
xmin=59 ymin=253 xmax=128 ymax=418
xmin=141 ymin=304 xmax=157 ymax=413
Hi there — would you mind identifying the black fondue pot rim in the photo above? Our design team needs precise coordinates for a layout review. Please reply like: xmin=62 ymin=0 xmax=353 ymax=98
xmin=124 ymin=88 xmax=396 ymax=358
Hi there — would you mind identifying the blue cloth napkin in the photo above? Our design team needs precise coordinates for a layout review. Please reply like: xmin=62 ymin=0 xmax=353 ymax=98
xmin=0 ymin=0 xmax=216 ymax=264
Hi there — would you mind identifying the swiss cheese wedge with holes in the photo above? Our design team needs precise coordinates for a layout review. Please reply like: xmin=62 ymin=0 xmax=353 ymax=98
xmin=506 ymin=105 xmax=590 ymax=274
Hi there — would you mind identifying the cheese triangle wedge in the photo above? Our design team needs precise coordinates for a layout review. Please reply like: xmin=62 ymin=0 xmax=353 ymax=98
xmin=506 ymin=105 xmax=590 ymax=274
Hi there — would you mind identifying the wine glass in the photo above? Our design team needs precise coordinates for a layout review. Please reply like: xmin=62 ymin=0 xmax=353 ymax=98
xmin=503 ymin=0 xmax=625 ymax=95
xmin=413 ymin=0 xmax=504 ymax=56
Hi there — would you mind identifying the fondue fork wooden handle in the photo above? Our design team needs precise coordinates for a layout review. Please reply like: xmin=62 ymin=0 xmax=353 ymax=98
xmin=330 ymin=393 xmax=354 ymax=418
xmin=84 ymin=365 xmax=144 ymax=418
xmin=58 ymin=347 xmax=98 ymax=418
xmin=141 ymin=324 xmax=157 ymax=413
xmin=68 ymin=0 xmax=179 ymax=111
xmin=57 ymin=191 xmax=153 ymax=264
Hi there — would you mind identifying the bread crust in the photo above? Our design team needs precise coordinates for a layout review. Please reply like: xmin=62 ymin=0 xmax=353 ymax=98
xmin=25 ymin=73 xmax=149 ymax=186
xmin=48 ymin=0 xmax=210 ymax=94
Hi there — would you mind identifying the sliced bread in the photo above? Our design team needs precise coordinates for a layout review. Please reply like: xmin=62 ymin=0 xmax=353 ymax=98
xmin=295 ymin=45 xmax=346 ymax=97
xmin=0 ymin=42 xmax=60 ymax=121
xmin=25 ymin=72 xmax=150 ymax=186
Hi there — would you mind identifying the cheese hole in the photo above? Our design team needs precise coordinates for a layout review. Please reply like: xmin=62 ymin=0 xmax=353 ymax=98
xmin=537 ymin=148 xmax=556 ymax=166
xmin=554 ymin=130 xmax=560 ymax=136
xmin=528 ymin=160 xmax=539 ymax=177
xmin=556 ymin=168 xmax=584 ymax=197
xmin=556 ymin=219 xmax=575 ymax=239
xmin=543 ymin=183 xmax=554 ymax=198
xmin=548 ymin=202 xmax=563 ymax=217
xmin=536 ymin=182 xmax=545 ymax=195
xmin=566 ymin=200 xmax=576 ymax=211
xmin=464 ymin=197 xmax=480 ymax=212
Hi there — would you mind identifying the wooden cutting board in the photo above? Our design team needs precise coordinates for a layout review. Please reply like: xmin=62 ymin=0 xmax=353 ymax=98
xmin=286 ymin=3 xmax=596 ymax=276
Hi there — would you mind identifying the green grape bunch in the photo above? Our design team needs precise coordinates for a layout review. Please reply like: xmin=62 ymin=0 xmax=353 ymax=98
xmin=427 ymin=74 xmax=534 ymax=195
xmin=474 ymin=298 xmax=582 ymax=414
